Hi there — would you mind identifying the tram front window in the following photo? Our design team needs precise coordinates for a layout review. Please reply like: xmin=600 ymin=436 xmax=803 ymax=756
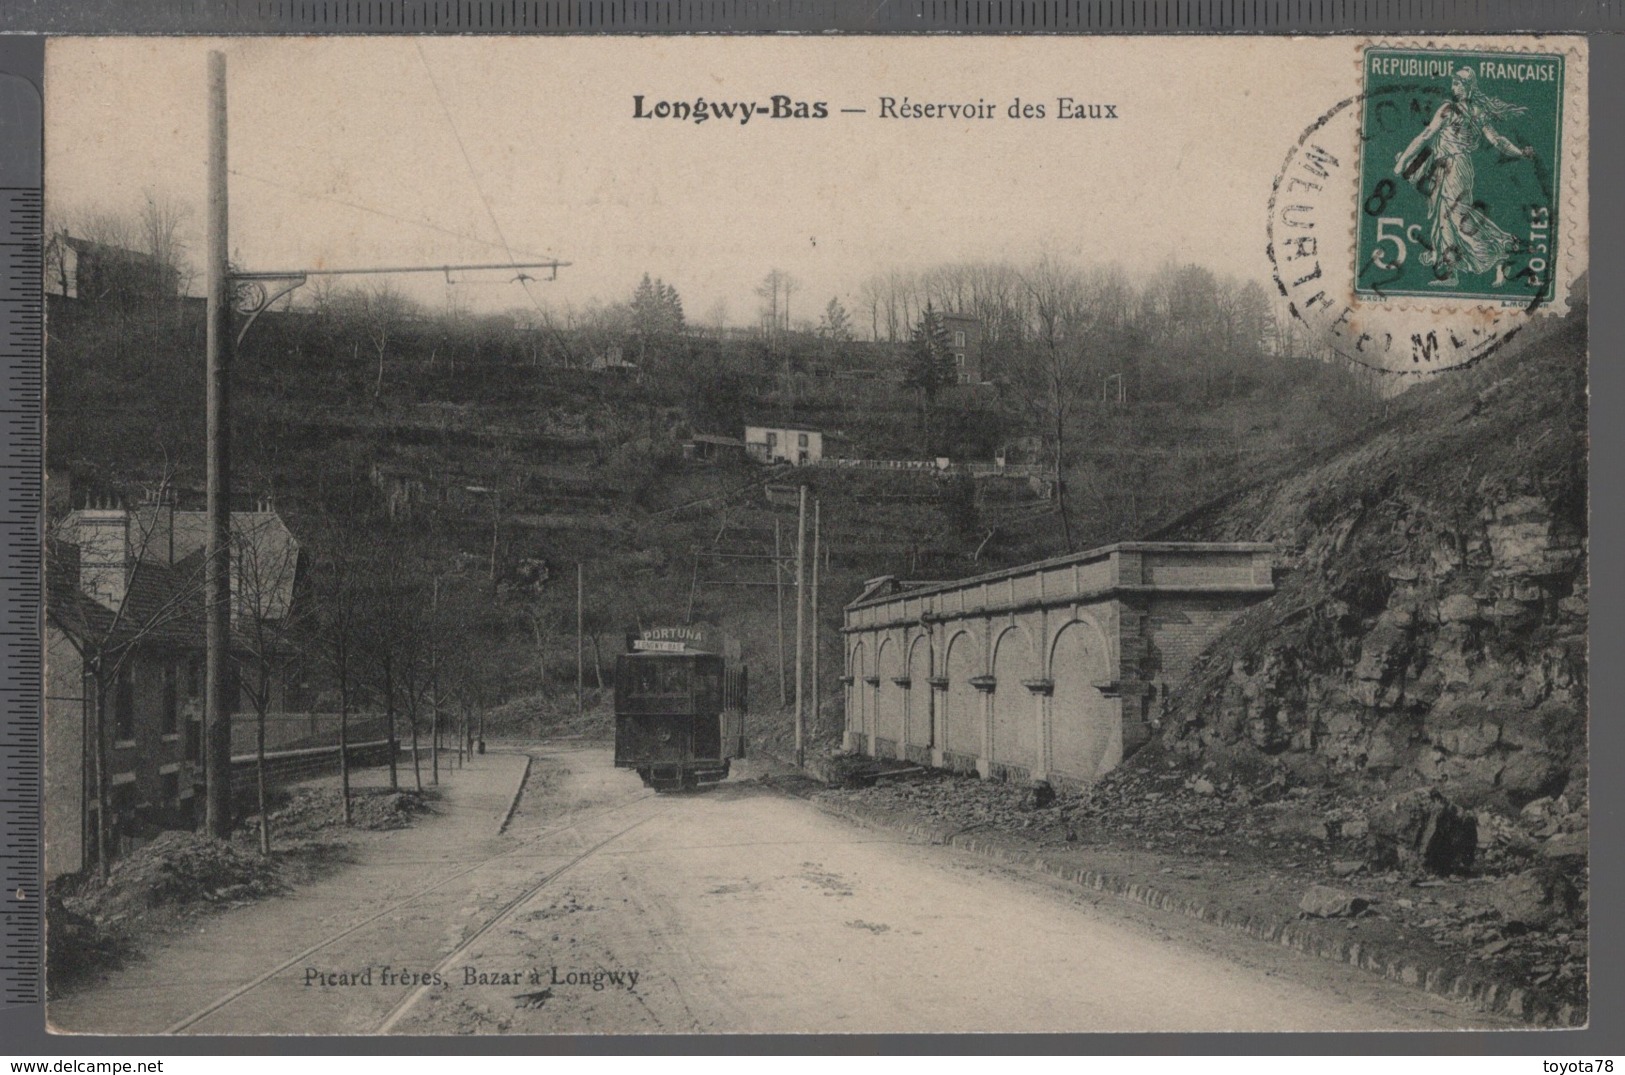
xmin=692 ymin=663 xmax=723 ymax=712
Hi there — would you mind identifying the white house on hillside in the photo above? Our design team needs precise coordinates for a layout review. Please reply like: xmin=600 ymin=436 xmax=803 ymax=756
xmin=745 ymin=424 xmax=823 ymax=466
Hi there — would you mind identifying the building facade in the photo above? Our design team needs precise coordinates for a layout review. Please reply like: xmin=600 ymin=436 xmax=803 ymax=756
xmin=46 ymin=540 xmax=204 ymax=880
xmin=745 ymin=424 xmax=824 ymax=466
xmin=47 ymin=234 xmax=183 ymax=305
xmin=942 ymin=314 xmax=983 ymax=385
xmin=46 ymin=501 xmax=304 ymax=880
xmin=842 ymin=541 xmax=1274 ymax=788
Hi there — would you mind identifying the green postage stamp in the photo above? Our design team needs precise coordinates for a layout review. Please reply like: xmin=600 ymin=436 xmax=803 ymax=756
xmin=1357 ymin=47 xmax=1565 ymax=304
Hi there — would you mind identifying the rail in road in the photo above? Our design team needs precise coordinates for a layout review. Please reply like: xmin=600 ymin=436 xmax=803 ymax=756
xmin=162 ymin=755 xmax=653 ymax=1035
xmin=64 ymin=742 xmax=1511 ymax=1035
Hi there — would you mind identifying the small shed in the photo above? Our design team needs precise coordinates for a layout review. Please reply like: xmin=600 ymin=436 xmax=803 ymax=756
xmin=685 ymin=434 xmax=748 ymax=463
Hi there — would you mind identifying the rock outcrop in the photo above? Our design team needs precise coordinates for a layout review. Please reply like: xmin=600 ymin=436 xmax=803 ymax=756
xmin=1152 ymin=310 xmax=1587 ymax=889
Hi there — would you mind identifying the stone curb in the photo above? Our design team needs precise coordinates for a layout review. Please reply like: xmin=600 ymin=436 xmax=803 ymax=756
xmin=782 ymin=774 xmax=1584 ymax=1029
xmin=495 ymin=751 xmax=533 ymax=835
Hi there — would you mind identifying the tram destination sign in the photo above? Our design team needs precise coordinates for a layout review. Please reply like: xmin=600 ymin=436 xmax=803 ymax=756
xmin=627 ymin=625 xmax=713 ymax=653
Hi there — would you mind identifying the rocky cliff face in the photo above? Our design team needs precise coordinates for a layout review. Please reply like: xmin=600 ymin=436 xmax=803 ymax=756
xmin=1154 ymin=312 xmax=1587 ymax=855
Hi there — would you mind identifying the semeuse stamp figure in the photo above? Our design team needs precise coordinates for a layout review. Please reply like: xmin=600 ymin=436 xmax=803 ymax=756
xmin=1393 ymin=67 xmax=1531 ymax=289
xmin=1357 ymin=47 xmax=1565 ymax=303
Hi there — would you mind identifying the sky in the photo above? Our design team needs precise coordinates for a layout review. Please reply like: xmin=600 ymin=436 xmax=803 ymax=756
xmin=36 ymin=36 xmax=1503 ymax=326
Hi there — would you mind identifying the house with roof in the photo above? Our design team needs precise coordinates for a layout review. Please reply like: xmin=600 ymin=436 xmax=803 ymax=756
xmin=46 ymin=533 xmax=205 ymax=879
xmin=744 ymin=423 xmax=824 ymax=466
xmin=45 ymin=498 xmax=304 ymax=879
xmin=46 ymin=232 xmax=182 ymax=306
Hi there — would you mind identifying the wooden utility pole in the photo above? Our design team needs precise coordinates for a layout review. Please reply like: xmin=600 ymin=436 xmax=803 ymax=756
xmin=685 ymin=552 xmax=700 ymax=624
xmin=794 ymin=484 xmax=808 ymax=767
xmin=430 ymin=575 xmax=440 ymax=786
xmin=774 ymin=518 xmax=786 ymax=707
xmin=203 ymin=51 xmax=234 ymax=838
xmin=576 ymin=562 xmax=585 ymax=718
xmin=489 ymin=495 xmax=499 ymax=594
xmin=810 ymin=497 xmax=820 ymax=738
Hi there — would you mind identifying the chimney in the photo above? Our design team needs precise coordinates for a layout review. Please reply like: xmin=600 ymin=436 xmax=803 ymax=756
xmin=75 ymin=500 xmax=130 ymax=611
xmin=134 ymin=485 xmax=176 ymax=566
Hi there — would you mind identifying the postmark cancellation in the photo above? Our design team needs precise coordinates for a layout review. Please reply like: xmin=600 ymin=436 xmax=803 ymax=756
xmin=1268 ymin=37 xmax=1586 ymax=377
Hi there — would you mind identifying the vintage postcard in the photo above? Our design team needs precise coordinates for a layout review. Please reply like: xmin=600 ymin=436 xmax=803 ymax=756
xmin=41 ymin=36 xmax=1589 ymax=1035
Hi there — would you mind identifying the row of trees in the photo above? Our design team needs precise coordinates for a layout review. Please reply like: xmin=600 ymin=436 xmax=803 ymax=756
xmin=866 ymin=256 xmax=1362 ymax=551
xmin=45 ymin=196 xmax=1277 ymax=371
xmin=855 ymin=259 xmax=1272 ymax=360
xmin=50 ymin=475 xmax=525 ymax=878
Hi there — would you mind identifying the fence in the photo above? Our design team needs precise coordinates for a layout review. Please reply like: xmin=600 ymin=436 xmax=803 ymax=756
xmin=229 ymin=738 xmax=399 ymax=808
xmin=817 ymin=458 xmax=1054 ymax=480
xmin=228 ymin=711 xmax=392 ymax=756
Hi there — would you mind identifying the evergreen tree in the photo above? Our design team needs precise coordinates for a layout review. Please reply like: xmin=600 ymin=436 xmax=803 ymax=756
xmin=629 ymin=273 xmax=685 ymax=364
xmin=658 ymin=281 xmax=685 ymax=332
xmin=904 ymin=302 xmax=953 ymax=402
xmin=818 ymin=297 xmax=854 ymax=342
xmin=630 ymin=273 xmax=685 ymax=336
xmin=903 ymin=303 xmax=954 ymax=449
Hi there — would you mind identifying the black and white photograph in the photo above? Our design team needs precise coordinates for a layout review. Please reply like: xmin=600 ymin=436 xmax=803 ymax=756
xmin=39 ymin=35 xmax=1591 ymax=1035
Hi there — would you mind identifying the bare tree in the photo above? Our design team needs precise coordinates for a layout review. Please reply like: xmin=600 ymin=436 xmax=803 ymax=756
xmin=703 ymin=298 xmax=730 ymax=336
xmin=1014 ymin=256 xmax=1097 ymax=553
xmin=304 ymin=529 xmax=370 ymax=825
xmin=330 ymin=282 xmax=416 ymax=398
xmin=136 ymin=189 xmax=195 ymax=298
xmin=754 ymin=269 xmax=800 ymax=339
xmin=228 ymin=511 xmax=304 ymax=855
xmin=47 ymin=478 xmax=206 ymax=882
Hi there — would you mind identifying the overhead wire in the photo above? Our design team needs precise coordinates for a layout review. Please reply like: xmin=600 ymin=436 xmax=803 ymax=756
xmin=228 ymin=168 xmax=554 ymax=263
xmin=414 ymin=43 xmax=555 ymax=320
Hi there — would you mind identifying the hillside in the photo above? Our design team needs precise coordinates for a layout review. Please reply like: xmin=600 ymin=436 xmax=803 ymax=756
xmin=1128 ymin=306 xmax=1589 ymax=992
xmin=46 ymin=292 xmax=1393 ymax=746
xmin=1153 ymin=309 xmax=1586 ymax=813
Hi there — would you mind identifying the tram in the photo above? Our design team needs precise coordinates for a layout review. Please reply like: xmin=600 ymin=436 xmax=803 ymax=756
xmin=613 ymin=628 xmax=747 ymax=791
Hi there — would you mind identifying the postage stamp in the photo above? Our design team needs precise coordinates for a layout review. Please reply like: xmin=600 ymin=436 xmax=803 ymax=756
xmin=1356 ymin=47 xmax=1566 ymax=304
xmin=1270 ymin=38 xmax=1583 ymax=376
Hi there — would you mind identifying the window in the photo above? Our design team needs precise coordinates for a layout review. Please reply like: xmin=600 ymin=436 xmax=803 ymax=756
xmin=955 ymin=352 xmax=966 ymax=367
xmin=161 ymin=664 xmax=178 ymax=735
xmin=958 ymin=371 xmax=971 ymax=384
xmin=114 ymin=665 xmax=135 ymax=742
xmin=110 ymin=782 xmax=137 ymax=852
xmin=766 ymin=431 xmax=778 ymax=448
xmin=160 ymin=772 xmax=180 ymax=808
xmin=797 ymin=433 xmax=809 ymax=448
xmin=187 ymin=657 xmax=201 ymax=698
xmin=954 ymin=330 xmax=966 ymax=347
xmin=693 ymin=664 xmax=724 ymax=713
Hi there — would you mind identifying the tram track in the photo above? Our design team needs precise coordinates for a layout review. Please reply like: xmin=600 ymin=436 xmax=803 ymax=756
xmin=373 ymin=810 xmax=656 ymax=1033
xmin=162 ymin=765 xmax=657 ymax=1035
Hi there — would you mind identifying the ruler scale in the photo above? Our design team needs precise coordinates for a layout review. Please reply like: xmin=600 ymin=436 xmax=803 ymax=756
xmin=0 ymin=184 xmax=42 ymax=1009
xmin=0 ymin=0 xmax=1622 ymax=32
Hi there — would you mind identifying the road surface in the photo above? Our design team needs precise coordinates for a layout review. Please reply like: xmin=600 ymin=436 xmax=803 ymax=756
xmin=50 ymin=744 xmax=1514 ymax=1035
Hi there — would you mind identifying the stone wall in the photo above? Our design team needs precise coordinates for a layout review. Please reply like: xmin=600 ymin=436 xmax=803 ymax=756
xmin=843 ymin=542 xmax=1274 ymax=785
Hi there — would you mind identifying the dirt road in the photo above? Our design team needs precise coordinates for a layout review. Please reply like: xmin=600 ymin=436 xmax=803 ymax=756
xmin=51 ymin=745 xmax=1517 ymax=1035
